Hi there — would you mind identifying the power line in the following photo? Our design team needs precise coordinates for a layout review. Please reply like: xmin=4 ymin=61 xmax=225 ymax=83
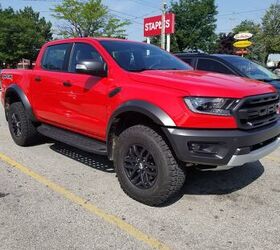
xmin=127 ymin=0 xmax=160 ymax=10
xmin=108 ymin=9 xmax=159 ymax=20
xmin=8 ymin=1 xmax=268 ymax=18
xmin=217 ymin=8 xmax=266 ymax=17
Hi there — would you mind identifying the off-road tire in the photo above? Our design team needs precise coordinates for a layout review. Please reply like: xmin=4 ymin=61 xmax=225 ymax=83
xmin=114 ymin=125 xmax=186 ymax=206
xmin=7 ymin=102 xmax=40 ymax=146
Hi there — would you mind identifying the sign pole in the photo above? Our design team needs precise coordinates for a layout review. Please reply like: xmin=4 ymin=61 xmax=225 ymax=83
xmin=161 ymin=1 xmax=167 ymax=50
xmin=166 ymin=34 xmax=170 ymax=52
xmin=147 ymin=37 xmax=151 ymax=44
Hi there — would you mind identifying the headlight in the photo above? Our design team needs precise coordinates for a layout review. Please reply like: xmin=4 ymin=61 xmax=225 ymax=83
xmin=184 ymin=97 xmax=240 ymax=116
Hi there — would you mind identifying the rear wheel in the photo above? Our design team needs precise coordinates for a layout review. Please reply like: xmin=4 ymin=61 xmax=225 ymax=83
xmin=114 ymin=125 xmax=186 ymax=206
xmin=7 ymin=102 xmax=41 ymax=146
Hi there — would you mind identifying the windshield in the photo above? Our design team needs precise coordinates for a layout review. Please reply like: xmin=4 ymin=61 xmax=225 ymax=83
xmin=222 ymin=56 xmax=280 ymax=81
xmin=99 ymin=40 xmax=192 ymax=72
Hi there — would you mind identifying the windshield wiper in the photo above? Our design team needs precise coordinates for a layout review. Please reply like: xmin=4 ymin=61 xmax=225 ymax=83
xmin=256 ymin=78 xmax=280 ymax=82
xmin=128 ymin=68 xmax=158 ymax=72
xmin=128 ymin=68 xmax=180 ymax=72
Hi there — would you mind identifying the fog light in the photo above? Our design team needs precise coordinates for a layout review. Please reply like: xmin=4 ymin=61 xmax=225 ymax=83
xmin=188 ymin=142 xmax=219 ymax=155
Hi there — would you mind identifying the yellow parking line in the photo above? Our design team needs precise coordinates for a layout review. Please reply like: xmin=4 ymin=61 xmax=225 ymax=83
xmin=0 ymin=152 xmax=169 ymax=250
xmin=265 ymin=155 xmax=280 ymax=164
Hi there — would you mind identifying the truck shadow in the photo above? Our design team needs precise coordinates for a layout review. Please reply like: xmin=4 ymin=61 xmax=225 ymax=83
xmin=182 ymin=162 xmax=264 ymax=195
xmin=49 ymin=142 xmax=264 ymax=205
xmin=50 ymin=143 xmax=114 ymax=173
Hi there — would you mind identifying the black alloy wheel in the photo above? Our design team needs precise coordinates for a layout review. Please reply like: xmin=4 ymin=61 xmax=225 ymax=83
xmin=124 ymin=144 xmax=158 ymax=189
xmin=7 ymin=102 xmax=41 ymax=146
xmin=114 ymin=125 xmax=186 ymax=206
xmin=11 ymin=113 xmax=22 ymax=137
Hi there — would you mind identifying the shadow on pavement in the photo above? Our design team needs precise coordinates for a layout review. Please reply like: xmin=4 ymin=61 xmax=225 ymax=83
xmin=50 ymin=143 xmax=114 ymax=173
xmin=183 ymin=162 xmax=264 ymax=195
xmin=49 ymin=142 xmax=264 ymax=205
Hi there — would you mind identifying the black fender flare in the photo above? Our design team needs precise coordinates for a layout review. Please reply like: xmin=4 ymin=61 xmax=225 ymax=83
xmin=4 ymin=84 xmax=37 ymax=122
xmin=106 ymin=100 xmax=176 ymax=159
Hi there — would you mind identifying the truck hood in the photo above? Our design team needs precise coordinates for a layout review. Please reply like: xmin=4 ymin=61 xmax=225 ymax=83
xmin=129 ymin=70 xmax=277 ymax=98
xmin=268 ymin=80 xmax=280 ymax=93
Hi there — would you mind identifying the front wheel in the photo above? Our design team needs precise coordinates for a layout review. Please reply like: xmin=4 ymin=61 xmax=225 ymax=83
xmin=114 ymin=125 xmax=186 ymax=206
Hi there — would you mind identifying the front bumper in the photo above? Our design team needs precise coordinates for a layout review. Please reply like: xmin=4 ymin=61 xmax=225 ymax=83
xmin=163 ymin=120 xmax=280 ymax=169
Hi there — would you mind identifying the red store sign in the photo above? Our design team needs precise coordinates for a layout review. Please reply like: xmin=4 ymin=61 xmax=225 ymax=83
xmin=144 ymin=13 xmax=175 ymax=37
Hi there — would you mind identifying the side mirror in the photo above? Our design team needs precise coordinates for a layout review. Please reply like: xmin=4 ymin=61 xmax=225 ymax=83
xmin=75 ymin=60 xmax=107 ymax=77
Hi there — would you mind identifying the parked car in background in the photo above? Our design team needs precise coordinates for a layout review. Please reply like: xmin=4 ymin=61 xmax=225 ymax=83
xmin=176 ymin=53 xmax=280 ymax=93
xmin=273 ymin=62 xmax=280 ymax=77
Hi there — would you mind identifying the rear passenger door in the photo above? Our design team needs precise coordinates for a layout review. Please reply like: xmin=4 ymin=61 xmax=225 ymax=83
xmin=196 ymin=58 xmax=235 ymax=75
xmin=31 ymin=43 xmax=73 ymax=125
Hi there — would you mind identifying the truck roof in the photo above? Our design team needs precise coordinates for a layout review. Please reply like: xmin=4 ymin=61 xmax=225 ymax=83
xmin=44 ymin=37 xmax=139 ymax=46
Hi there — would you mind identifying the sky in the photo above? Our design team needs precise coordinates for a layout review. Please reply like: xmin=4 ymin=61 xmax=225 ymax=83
xmin=0 ymin=0 xmax=278 ymax=41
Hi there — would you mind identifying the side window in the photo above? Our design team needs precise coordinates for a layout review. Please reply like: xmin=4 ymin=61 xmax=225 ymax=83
xmin=181 ymin=57 xmax=193 ymax=66
xmin=197 ymin=58 xmax=234 ymax=75
xmin=41 ymin=44 xmax=71 ymax=71
xmin=69 ymin=43 xmax=105 ymax=73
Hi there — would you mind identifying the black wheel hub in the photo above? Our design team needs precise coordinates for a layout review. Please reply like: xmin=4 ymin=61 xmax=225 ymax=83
xmin=123 ymin=144 xmax=158 ymax=189
xmin=11 ymin=113 xmax=22 ymax=137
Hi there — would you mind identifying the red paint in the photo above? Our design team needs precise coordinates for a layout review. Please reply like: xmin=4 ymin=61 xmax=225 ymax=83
xmin=0 ymin=38 xmax=277 ymax=142
xmin=144 ymin=13 xmax=175 ymax=37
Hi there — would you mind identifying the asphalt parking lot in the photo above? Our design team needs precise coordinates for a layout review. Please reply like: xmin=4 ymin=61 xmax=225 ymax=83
xmin=0 ymin=105 xmax=280 ymax=250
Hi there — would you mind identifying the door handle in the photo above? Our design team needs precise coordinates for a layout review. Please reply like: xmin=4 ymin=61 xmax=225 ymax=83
xmin=63 ymin=81 xmax=72 ymax=87
xmin=34 ymin=76 xmax=41 ymax=82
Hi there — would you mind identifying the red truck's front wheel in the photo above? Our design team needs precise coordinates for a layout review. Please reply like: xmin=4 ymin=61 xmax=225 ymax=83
xmin=114 ymin=125 xmax=186 ymax=206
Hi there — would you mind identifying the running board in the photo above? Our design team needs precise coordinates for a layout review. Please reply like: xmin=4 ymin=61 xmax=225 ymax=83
xmin=37 ymin=124 xmax=107 ymax=155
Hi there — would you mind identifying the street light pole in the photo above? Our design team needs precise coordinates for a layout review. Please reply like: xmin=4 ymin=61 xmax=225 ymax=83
xmin=161 ymin=0 xmax=167 ymax=50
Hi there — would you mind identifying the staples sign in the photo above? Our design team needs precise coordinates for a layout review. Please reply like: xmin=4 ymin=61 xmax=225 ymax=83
xmin=144 ymin=13 xmax=175 ymax=37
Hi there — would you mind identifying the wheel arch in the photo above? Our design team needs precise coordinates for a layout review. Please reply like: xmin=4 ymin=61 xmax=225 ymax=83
xmin=4 ymin=84 xmax=37 ymax=122
xmin=106 ymin=100 xmax=176 ymax=160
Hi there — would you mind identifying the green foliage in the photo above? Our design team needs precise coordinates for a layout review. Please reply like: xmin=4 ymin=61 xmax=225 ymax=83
xmin=232 ymin=20 xmax=264 ymax=62
xmin=0 ymin=7 xmax=52 ymax=66
xmin=233 ymin=20 xmax=261 ymax=35
xmin=103 ymin=17 xmax=131 ymax=39
xmin=231 ymin=3 xmax=280 ymax=63
xmin=262 ymin=3 xmax=280 ymax=54
xmin=52 ymin=0 xmax=130 ymax=38
xmin=170 ymin=0 xmax=218 ymax=52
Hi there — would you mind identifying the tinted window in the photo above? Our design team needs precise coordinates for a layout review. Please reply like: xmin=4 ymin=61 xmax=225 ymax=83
xmin=42 ymin=44 xmax=71 ymax=71
xmin=69 ymin=43 xmax=105 ymax=73
xmin=197 ymin=58 xmax=234 ymax=75
xmin=180 ymin=57 xmax=193 ymax=66
xmin=100 ymin=40 xmax=192 ymax=72
xmin=221 ymin=56 xmax=280 ymax=81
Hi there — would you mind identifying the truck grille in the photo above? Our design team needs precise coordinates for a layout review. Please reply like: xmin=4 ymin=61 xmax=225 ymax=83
xmin=235 ymin=93 xmax=280 ymax=130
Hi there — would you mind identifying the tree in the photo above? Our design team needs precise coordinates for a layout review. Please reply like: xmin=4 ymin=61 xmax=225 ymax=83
xmin=52 ymin=0 xmax=130 ymax=38
xmin=232 ymin=20 xmax=264 ymax=61
xmin=262 ymin=3 xmax=280 ymax=56
xmin=216 ymin=33 xmax=235 ymax=54
xmin=103 ymin=17 xmax=130 ymax=39
xmin=170 ymin=0 xmax=218 ymax=52
xmin=0 ymin=7 xmax=52 ymax=66
xmin=233 ymin=20 xmax=261 ymax=35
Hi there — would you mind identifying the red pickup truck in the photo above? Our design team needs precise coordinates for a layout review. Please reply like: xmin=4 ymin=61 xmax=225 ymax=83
xmin=1 ymin=38 xmax=280 ymax=206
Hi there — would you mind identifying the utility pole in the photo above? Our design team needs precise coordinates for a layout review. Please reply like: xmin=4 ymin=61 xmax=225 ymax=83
xmin=161 ymin=0 xmax=167 ymax=50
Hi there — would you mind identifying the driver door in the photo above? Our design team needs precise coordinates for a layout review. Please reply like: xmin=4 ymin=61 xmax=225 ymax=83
xmin=58 ymin=42 xmax=109 ymax=139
